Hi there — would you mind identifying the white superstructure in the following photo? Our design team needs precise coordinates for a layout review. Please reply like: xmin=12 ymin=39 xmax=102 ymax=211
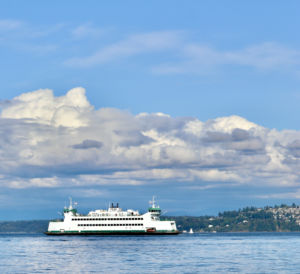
xmin=46 ymin=197 xmax=179 ymax=235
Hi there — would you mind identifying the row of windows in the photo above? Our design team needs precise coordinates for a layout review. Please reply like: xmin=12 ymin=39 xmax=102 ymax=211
xmin=78 ymin=223 xmax=143 ymax=227
xmin=72 ymin=218 xmax=143 ymax=221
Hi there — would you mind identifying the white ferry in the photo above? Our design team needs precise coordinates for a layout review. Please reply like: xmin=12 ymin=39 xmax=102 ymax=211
xmin=46 ymin=197 xmax=179 ymax=235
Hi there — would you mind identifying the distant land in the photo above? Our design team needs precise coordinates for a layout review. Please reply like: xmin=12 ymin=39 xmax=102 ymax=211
xmin=169 ymin=203 xmax=300 ymax=232
xmin=1 ymin=204 xmax=300 ymax=233
xmin=0 ymin=220 xmax=49 ymax=233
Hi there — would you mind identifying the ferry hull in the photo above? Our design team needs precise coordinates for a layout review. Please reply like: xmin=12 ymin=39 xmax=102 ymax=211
xmin=45 ymin=230 xmax=180 ymax=236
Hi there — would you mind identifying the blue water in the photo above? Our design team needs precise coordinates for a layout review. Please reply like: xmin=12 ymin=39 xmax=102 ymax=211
xmin=1 ymin=233 xmax=300 ymax=273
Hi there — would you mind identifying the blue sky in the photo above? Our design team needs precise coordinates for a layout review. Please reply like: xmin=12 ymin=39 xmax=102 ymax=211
xmin=1 ymin=1 xmax=300 ymax=219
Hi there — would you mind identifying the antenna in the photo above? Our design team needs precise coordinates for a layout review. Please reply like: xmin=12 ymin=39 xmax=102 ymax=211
xmin=161 ymin=210 xmax=168 ymax=216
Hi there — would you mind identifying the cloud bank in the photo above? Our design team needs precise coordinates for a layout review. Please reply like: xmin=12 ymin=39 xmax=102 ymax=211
xmin=1 ymin=87 xmax=300 ymax=189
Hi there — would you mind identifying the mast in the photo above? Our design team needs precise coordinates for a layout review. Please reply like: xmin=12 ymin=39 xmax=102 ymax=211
xmin=150 ymin=196 xmax=158 ymax=208
xmin=69 ymin=197 xmax=73 ymax=210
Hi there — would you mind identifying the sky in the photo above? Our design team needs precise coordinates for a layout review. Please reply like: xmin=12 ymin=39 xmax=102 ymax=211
xmin=1 ymin=1 xmax=300 ymax=219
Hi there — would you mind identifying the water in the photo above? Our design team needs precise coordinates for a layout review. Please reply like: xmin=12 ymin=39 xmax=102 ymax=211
xmin=1 ymin=233 xmax=300 ymax=273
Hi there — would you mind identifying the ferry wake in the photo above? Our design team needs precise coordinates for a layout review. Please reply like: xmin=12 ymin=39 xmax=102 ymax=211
xmin=45 ymin=197 xmax=179 ymax=235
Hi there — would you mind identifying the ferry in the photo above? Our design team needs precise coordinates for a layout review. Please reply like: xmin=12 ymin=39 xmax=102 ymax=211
xmin=45 ymin=197 xmax=179 ymax=235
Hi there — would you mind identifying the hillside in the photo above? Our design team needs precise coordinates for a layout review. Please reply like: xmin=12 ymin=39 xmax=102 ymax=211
xmin=167 ymin=204 xmax=300 ymax=232
xmin=0 ymin=220 xmax=49 ymax=233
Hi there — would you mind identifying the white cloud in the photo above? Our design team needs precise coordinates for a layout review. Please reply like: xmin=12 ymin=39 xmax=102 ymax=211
xmin=153 ymin=42 xmax=300 ymax=74
xmin=2 ymin=87 xmax=92 ymax=127
xmin=1 ymin=88 xmax=300 ymax=189
xmin=0 ymin=19 xmax=23 ymax=32
xmin=257 ymin=189 xmax=300 ymax=199
xmin=71 ymin=23 xmax=106 ymax=39
xmin=0 ymin=19 xmax=62 ymax=54
xmin=64 ymin=31 xmax=183 ymax=67
xmin=1 ymin=21 xmax=300 ymax=75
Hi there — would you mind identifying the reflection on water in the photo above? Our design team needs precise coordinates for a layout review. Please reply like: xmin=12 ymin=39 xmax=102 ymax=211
xmin=1 ymin=233 xmax=300 ymax=273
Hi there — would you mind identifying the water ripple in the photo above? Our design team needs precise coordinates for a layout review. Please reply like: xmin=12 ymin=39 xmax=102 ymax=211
xmin=0 ymin=233 xmax=300 ymax=273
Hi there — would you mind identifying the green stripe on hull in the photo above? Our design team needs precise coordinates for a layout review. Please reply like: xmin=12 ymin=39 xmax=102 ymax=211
xmin=45 ymin=230 xmax=180 ymax=236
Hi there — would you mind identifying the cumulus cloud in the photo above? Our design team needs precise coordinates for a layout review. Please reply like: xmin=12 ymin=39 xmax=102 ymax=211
xmin=1 ymin=87 xmax=300 ymax=189
xmin=1 ymin=87 xmax=92 ymax=127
